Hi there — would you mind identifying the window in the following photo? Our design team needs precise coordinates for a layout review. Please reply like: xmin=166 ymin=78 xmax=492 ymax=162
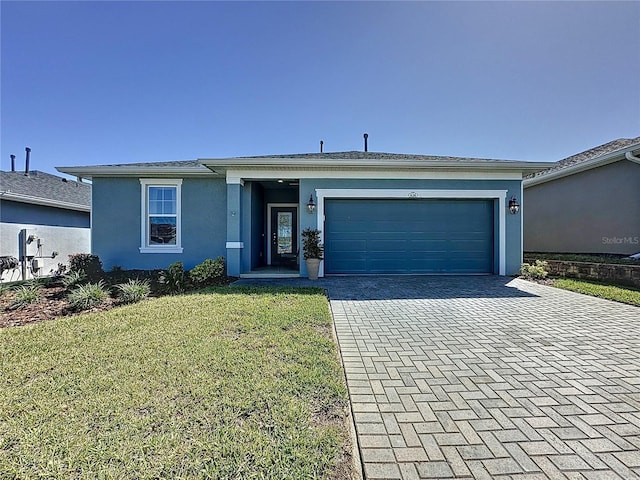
xmin=140 ymin=179 xmax=183 ymax=253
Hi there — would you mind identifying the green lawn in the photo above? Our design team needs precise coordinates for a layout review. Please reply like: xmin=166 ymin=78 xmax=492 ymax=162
xmin=0 ymin=287 xmax=350 ymax=479
xmin=554 ymin=278 xmax=640 ymax=307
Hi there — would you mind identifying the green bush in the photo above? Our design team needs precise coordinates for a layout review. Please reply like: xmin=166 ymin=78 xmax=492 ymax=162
xmin=520 ymin=260 xmax=549 ymax=280
xmin=10 ymin=283 xmax=42 ymax=309
xmin=67 ymin=281 xmax=109 ymax=311
xmin=189 ymin=257 xmax=225 ymax=287
xmin=68 ymin=254 xmax=103 ymax=281
xmin=159 ymin=261 xmax=190 ymax=294
xmin=301 ymin=228 xmax=324 ymax=260
xmin=115 ymin=279 xmax=150 ymax=304
xmin=62 ymin=270 xmax=87 ymax=289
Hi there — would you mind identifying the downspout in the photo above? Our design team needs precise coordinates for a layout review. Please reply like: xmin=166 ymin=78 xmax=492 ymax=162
xmin=625 ymin=151 xmax=640 ymax=164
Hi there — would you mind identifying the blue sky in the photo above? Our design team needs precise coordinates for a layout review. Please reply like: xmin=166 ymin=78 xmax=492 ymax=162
xmin=1 ymin=1 xmax=639 ymax=175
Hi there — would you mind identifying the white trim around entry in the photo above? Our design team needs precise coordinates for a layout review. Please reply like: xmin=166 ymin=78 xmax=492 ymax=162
xmin=315 ymin=189 xmax=508 ymax=277
xmin=266 ymin=203 xmax=299 ymax=266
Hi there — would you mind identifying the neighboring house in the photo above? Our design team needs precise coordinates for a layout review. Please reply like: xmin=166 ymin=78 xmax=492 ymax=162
xmin=524 ymin=137 xmax=640 ymax=256
xmin=57 ymin=151 xmax=547 ymax=278
xmin=0 ymin=169 xmax=91 ymax=281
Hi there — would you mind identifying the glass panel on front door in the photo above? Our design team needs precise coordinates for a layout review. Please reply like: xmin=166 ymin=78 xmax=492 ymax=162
xmin=270 ymin=207 xmax=298 ymax=267
xmin=277 ymin=212 xmax=293 ymax=254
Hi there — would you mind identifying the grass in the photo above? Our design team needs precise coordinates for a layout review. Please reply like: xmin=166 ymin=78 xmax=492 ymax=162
xmin=526 ymin=253 xmax=640 ymax=265
xmin=0 ymin=286 xmax=349 ymax=479
xmin=554 ymin=278 xmax=640 ymax=307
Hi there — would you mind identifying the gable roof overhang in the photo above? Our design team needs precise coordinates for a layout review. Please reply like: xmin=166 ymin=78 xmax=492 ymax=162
xmin=0 ymin=191 xmax=91 ymax=212
xmin=57 ymin=153 xmax=550 ymax=180
xmin=56 ymin=165 xmax=215 ymax=180
xmin=524 ymin=142 xmax=640 ymax=188
xmin=199 ymin=155 xmax=550 ymax=178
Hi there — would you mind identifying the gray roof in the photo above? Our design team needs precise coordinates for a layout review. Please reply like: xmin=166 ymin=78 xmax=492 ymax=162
xmin=58 ymin=151 xmax=551 ymax=178
xmin=0 ymin=170 xmax=91 ymax=209
xmin=526 ymin=137 xmax=640 ymax=180
xmin=96 ymin=159 xmax=201 ymax=168
xmin=230 ymin=151 xmax=520 ymax=163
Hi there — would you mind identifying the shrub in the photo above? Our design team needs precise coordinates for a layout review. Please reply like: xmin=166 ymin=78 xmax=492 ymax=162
xmin=67 ymin=281 xmax=109 ymax=311
xmin=115 ymin=279 xmax=150 ymax=304
xmin=189 ymin=257 xmax=225 ymax=287
xmin=52 ymin=263 xmax=67 ymax=278
xmin=520 ymin=260 xmax=549 ymax=280
xmin=301 ymin=228 xmax=324 ymax=260
xmin=68 ymin=254 xmax=103 ymax=281
xmin=62 ymin=270 xmax=87 ymax=289
xmin=159 ymin=261 xmax=190 ymax=294
xmin=10 ymin=283 xmax=42 ymax=309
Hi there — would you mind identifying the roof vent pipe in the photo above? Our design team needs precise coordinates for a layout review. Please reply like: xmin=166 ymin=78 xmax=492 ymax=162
xmin=363 ymin=133 xmax=368 ymax=152
xmin=10 ymin=154 xmax=16 ymax=172
xmin=25 ymin=147 xmax=31 ymax=175
xmin=320 ymin=140 xmax=324 ymax=153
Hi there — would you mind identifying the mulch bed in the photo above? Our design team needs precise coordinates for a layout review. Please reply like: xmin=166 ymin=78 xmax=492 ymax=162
xmin=0 ymin=282 xmax=118 ymax=328
xmin=1 ymin=273 xmax=236 ymax=329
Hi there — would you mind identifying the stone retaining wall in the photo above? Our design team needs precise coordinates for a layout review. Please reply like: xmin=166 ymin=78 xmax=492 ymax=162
xmin=524 ymin=257 xmax=640 ymax=288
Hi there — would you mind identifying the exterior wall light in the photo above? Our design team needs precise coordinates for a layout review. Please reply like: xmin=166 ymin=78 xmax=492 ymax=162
xmin=306 ymin=194 xmax=316 ymax=214
xmin=508 ymin=196 xmax=520 ymax=214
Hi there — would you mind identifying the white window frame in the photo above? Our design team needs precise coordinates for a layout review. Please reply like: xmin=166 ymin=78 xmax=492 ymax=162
xmin=140 ymin=178 xmax=183 ymax=253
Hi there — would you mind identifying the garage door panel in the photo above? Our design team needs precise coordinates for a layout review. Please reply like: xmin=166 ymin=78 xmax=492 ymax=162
xmin=325 ymin=199 xmax=494 ymax=274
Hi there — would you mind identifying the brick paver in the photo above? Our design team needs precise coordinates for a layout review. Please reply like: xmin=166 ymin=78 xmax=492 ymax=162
xmin=236 ymin=276 xmax=640 ymax=479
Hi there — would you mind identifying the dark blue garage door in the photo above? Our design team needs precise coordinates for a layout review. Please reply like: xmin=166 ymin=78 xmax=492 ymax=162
xmin=324 ymin=199 xmax=494 ymax=274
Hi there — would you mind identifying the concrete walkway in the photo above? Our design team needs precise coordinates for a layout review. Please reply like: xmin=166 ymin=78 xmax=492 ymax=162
xmin=234 ymin=276 xmax=640 ymax=479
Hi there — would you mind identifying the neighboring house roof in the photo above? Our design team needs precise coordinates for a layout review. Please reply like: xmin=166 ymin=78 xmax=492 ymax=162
xmin=524 ymin=137 xmax=640 ymax=187
xmin=58 ymin=152 xmax=550 ymax=178
xmin=0 ymin=170 xmax=91 ymax=212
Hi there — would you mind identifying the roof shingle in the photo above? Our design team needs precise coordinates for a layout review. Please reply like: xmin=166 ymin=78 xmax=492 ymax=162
xmin=526 ymin=137 xmax=640 ymax=180
xmin=0 ymin=170 xmax=91 ymax=208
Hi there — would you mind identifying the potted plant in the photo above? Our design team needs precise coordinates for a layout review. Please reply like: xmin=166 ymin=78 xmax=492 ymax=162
xmin=301 ymin=228 xmax=324 ymax=280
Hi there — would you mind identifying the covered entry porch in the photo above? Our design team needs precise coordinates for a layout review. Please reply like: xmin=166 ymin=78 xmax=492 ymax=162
xmin=226 ymin=177 xmax=305 ymax=278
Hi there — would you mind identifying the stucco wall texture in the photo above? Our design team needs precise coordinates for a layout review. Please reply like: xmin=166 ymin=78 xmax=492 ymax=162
xmin=91 ymin=177 xmax=227 ymax=271
xmin=0 ymin=223 xmax=90 ymax=281
xmin=524 ymin=160 xmax=640 ymax=255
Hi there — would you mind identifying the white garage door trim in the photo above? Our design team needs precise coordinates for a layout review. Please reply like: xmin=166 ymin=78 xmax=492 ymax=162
xmin=315 ymin=189 xmax=508 ymax=277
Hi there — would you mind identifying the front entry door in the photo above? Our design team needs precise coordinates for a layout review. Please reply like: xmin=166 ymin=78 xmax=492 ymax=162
xmin=270 ymin=206 xmax=298 ymax=267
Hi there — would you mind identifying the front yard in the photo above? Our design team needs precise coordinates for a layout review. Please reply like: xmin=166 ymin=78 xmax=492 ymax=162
xmin=553 ymin=278 xmax=640 ymax=306
xmin=0 ymin=287 xmax=353 ymax=479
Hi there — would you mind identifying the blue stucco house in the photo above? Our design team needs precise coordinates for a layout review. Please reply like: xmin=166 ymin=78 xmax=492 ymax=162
xmin=57 ymin=151 xmax=547 ymax=278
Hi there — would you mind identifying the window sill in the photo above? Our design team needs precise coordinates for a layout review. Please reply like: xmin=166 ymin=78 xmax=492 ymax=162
xmin=139 ymin=247 xmax=184 ymax=254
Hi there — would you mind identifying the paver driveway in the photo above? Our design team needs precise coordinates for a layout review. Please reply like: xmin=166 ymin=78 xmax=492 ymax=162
xmin=235 ymin=276 xmax=640 ymax=479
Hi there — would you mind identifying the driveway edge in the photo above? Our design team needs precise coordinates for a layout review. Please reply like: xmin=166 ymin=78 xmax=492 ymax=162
xmin=328 ymin=290 xmax=364 ymax=480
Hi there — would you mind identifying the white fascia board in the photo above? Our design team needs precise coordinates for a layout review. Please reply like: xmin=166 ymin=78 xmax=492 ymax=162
xmin=56 ymin=166 xmax=217 ymax=179
xmin=524 ymin=144 xmax=640 ymax=188
xmin=0 ymin=191 xmax=90 ymax=212
xmin=315 ymin=188 xmax=507 ymax=199
xmin=201 ymin=158 xmax=550 ymax=173
xmin=225 ymin=168 xmax=523 ymax=181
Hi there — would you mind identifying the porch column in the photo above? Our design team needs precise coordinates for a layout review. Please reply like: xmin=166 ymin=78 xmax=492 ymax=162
xmin=226 ymin=177 xmax=244 ymax=276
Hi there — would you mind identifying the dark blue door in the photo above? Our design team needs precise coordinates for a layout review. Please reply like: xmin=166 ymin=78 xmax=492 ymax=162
xmin=324 ymin=199 xmax=494 ymax=274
